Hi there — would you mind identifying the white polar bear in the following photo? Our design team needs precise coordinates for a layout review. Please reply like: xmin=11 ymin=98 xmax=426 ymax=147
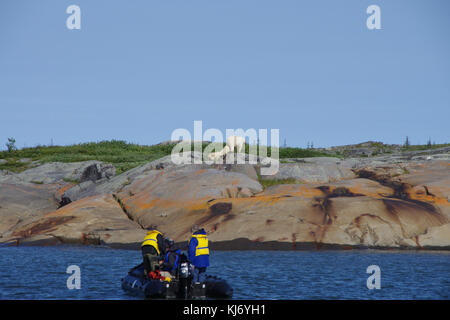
xmin=226 ymin=135 xmax=245 ymax=154
xmin=208 ymin=145 xmax=231 ymax=161
xmin=208 ymin=136 xmax=245 ymax=161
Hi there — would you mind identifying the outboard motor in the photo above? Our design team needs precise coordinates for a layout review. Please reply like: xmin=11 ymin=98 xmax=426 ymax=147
xmin=179 ymin=261 xmax=193 ymax=279
xmin=177 ymin=254 xmax=194 ymax=299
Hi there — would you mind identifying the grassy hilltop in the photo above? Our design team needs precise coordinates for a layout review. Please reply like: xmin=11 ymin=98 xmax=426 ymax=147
xmin=1 ymin=139 xmax=448 ymax=175
xmin=0 ymin=140 xmax=329 ymax=174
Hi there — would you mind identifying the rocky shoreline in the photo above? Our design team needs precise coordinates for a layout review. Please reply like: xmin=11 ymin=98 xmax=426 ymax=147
xmin=6 ymin=239 xmax=450 ymax=251
xmin=1 ymin=147 xmax=449 ymax=251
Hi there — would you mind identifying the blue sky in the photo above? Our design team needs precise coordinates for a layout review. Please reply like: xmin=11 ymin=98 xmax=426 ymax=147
xmin=0 ymin=0 xmax=449 ymax=149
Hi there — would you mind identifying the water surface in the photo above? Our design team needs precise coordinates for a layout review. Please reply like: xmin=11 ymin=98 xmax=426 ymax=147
xmin=0 ymin=246 xmax=448 ymax=299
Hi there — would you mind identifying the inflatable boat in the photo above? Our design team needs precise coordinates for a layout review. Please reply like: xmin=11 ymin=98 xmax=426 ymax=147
xmin=121 ymin=261 xmax=233 ymax=299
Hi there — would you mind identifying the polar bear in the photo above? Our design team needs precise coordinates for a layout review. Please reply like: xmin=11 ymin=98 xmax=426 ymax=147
xmin=226 ymin=135 xmax=245 ymax=154
xmin=208 ymin=145 xmax=231 ymax=161
xmin=208 ymin=136 xmax=245 ymax=161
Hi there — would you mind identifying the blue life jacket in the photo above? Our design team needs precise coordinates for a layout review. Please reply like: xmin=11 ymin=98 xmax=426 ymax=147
xmin=188 ymin=229 xmax=210 ymax=268
xmin=163 ymin=249 xmax=181 ymax=272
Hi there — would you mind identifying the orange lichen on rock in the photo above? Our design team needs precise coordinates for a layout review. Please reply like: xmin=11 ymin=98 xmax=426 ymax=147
xmin=56 ymin=183 xmax=75 ymax=197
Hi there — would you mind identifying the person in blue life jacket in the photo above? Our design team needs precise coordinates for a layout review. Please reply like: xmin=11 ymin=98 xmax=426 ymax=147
xmin=188 ymin=225 xmax=210 ymax=283
xmin=161 ymin=238 xmax=181 ymax=275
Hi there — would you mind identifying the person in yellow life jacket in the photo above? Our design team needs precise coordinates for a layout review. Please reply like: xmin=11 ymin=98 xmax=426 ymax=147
xmin=141 ymin=228 xmax=166 ymax=279
xmin=188 ymin=225 xmax=210 ymax=283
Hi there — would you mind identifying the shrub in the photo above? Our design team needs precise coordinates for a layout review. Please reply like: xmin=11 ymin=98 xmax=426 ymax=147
xmin=5 ymin=137 xmax=17 ymax=152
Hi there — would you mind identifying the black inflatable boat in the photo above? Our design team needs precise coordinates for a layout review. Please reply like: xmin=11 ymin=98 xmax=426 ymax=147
xmin=121 ymin=259 xmax=233 ymax=299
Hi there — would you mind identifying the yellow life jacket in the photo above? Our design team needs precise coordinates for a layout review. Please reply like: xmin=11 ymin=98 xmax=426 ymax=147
xmin=141 ymin=230 xmax=162 ymax=254
xmin=191 ymin=233 xmax=209 ymax=256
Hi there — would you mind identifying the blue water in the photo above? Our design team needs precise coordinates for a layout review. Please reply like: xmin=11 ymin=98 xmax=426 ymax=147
xmin=0 ymin=246 xmax=448 ymax=299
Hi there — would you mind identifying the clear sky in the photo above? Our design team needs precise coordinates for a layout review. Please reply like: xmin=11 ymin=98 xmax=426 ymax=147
xmin=0 ymin=0 xmax=449 ymax=150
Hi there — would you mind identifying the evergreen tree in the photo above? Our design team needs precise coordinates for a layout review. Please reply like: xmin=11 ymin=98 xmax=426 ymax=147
xmin=404 ymin=136 xmax=410 ymax=148
xmin=5 ymin=137 xmax=16 ymax=152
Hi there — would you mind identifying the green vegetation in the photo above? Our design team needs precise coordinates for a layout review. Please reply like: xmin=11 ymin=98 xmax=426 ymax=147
xmin=0 ymin=158 xmax=30 ymax=173
xmin=1 ymin=139 xmax=448 ymax=175
xmin=62 ymin=177 xmax=81 ymax=184
xmin=400 ymin=142 xmax=450 ymax=151
xmin=258 ymin=178 xmax=300 ymax=189
xmin=0 ymin=140 xmax=178 ymax=174
xmin=277 ymin=147 xmax=330 ymax=158
xmin=0 ymin=140 xmax=332 ymax=174
xmin=368 ymin=142 xmax=384 ymax=148
xmin=400 ymin=136 xmax=450 ymax=151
